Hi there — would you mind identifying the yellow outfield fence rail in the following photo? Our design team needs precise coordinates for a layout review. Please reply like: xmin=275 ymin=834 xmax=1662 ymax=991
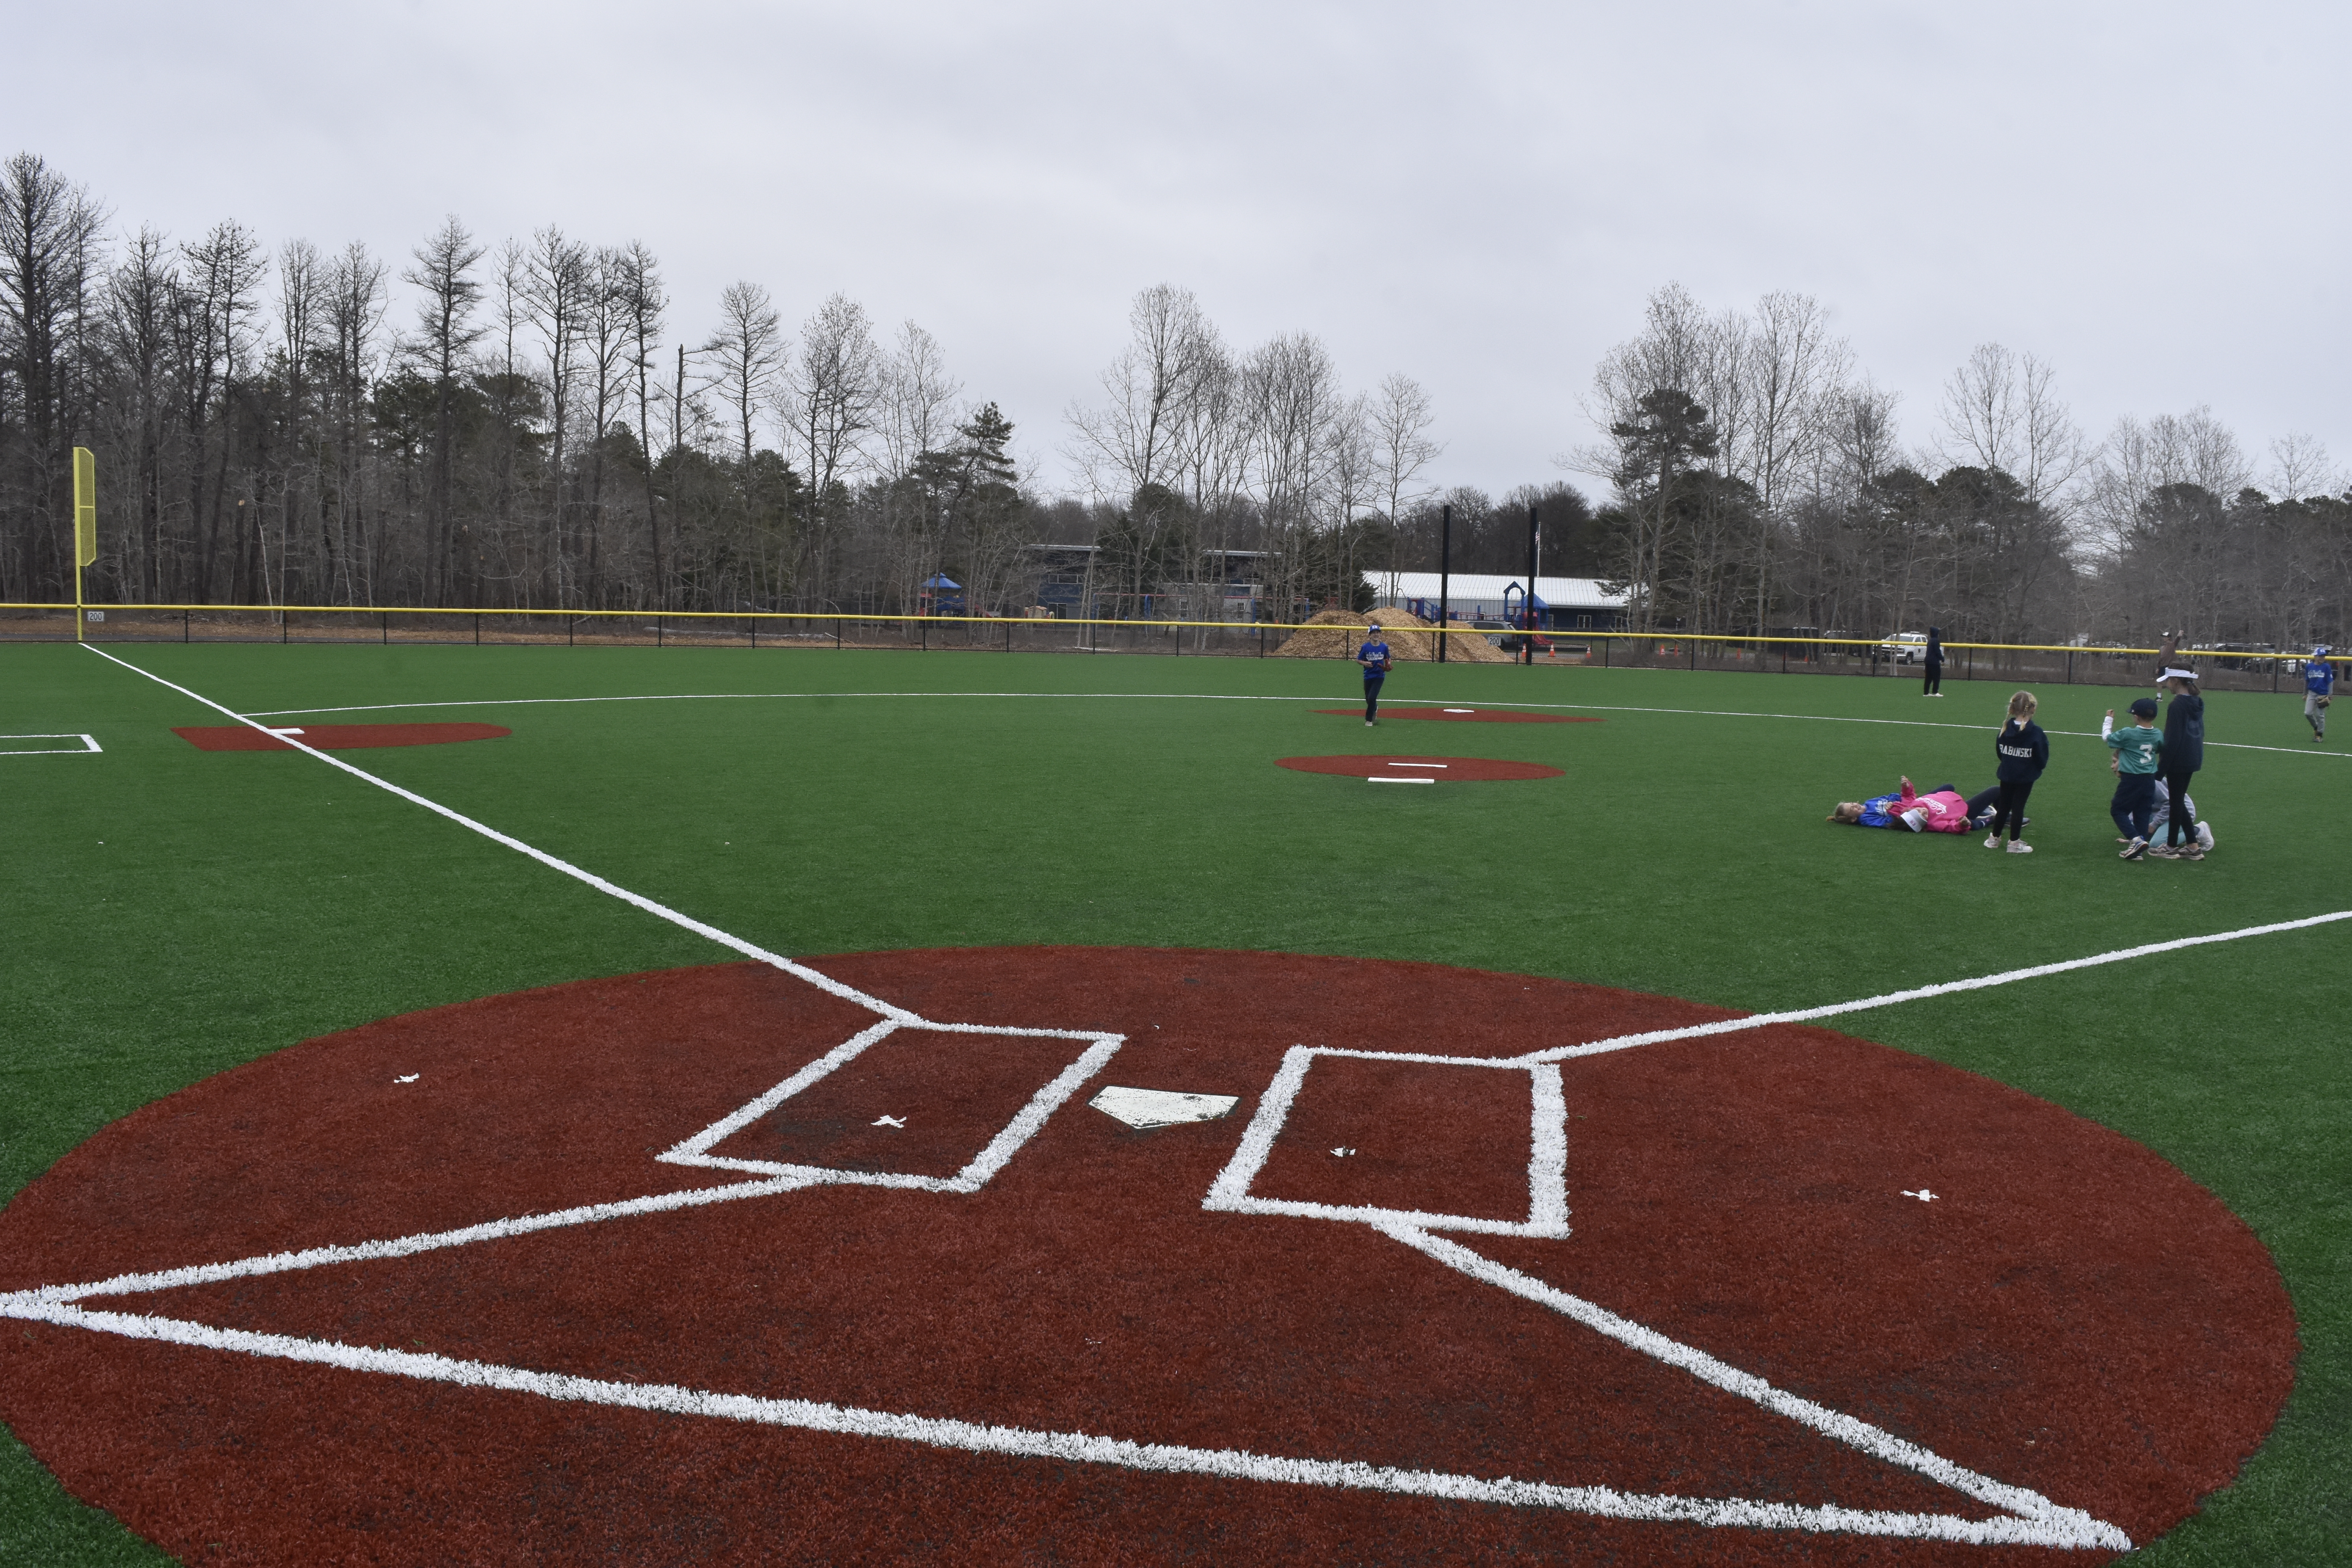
xmin=0 ymin=600 xmax=2334 ymax=693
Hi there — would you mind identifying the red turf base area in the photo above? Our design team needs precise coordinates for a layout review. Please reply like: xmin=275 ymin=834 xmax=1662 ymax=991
xmin=0 ymin=949 xmax=2296 ymax=1565
xmin=172 ymin=722 xmax=511 ymax=751
xmin=1316 ymin=706 xmax=1599 ymax=723
xmin=1276 ymin=754 xmax=1564 ymax=780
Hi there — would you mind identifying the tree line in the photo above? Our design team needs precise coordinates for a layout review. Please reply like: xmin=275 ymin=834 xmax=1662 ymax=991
xmin=1573 ymin=283 xmax=2352 ymax=649
xmin=5 ymin=150 xmax=2347 ymax=645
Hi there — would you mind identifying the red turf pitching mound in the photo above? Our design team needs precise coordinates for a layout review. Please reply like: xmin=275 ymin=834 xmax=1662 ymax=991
xmin=172 ymin=722 xmax=511 ymax=751
xmin=1278 ymin=753 xmax=1564 ymax=781
xmin=0 ymin=949 xmax=2294 ymax=1565
xmin=1316 ymin=706 xmax=1600 ymax=723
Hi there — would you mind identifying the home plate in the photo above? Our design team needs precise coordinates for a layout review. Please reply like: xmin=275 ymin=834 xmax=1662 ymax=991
xmin=1089 ymin=1085 xmax=1239 ymax=1129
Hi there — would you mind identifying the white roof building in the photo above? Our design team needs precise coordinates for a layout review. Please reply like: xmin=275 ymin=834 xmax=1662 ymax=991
xmin=1361 ymin=571 xmax=1628 ymax=620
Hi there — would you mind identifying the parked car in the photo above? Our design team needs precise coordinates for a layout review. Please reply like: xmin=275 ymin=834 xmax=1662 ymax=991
xmin=1876 ymin=632 xmax=1930 ymax=664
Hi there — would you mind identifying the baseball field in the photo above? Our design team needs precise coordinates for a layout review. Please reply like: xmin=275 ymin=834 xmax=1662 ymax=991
xmin=2 ymin=638 xmax=2345 ymax=1564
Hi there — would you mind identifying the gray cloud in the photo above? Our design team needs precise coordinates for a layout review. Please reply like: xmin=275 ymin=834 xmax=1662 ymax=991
xmin=20 ymin=0 xmax=2350 ymax=491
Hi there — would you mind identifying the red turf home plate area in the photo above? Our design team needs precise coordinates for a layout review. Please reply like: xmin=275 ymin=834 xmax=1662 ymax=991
xmin=0 ymin=949 xmax=2295 ymax=1565
xmin=172 ymin=722 xmax=511 ymax=751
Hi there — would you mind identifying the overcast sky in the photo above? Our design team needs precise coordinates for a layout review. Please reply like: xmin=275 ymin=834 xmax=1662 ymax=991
xmin=13 ymin=0 xmax=2349 ymax=498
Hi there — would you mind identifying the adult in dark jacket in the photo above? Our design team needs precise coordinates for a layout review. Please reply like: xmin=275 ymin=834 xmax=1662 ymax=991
xmin=1985 ymin=690 xmax=2048 ymax=855
xmin=2154 ymin=668 xmax=2205 ymax=859
xmin=1923 ymin=628 xmax=1947 ymax=697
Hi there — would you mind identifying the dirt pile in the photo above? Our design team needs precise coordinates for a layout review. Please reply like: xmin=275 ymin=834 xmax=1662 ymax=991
xmin=1270 ymin=605 xmax=1514 ymax=663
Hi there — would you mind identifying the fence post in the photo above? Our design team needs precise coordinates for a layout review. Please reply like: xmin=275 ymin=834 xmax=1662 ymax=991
xmin=656 ymin=615 xmax=663 ymax=648
xmin=381 ymin=611 xmax=387 ymax=645
xmin=921 ymin=617 xmax=928 ymax=651
xmin=474 ymin=614 xmax=480 ymax=646
xmin=281 ymin=612 xmax=289 ymax=644
xmin=750 ymin=617 xmax=757 ymax=649
xmin=1689 ymin=639 xmax=1696 ymax=671
xmin=184 ymin=609 xmax=191 ymax=642
xmin=2067 ymin=649 xmax=2074 ymax=684
xmin=836 ymin=619 xmax=843 ymax=650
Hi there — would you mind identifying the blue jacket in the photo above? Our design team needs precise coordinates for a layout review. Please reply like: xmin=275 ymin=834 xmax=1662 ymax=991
xmin=2162 ymin=691 xmax=2204 ymax=773
xmin=2308 ymin=660 xmax=2336 ymax=697
xmin=1994 ymin=719 xmax=2048 ymax=782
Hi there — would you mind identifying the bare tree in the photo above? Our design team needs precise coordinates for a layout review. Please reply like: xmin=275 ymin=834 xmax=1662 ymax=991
xmin=1065 ymin=283 xmax=1220 ymax=503
xmin=779 ymin=292 xmax=882 ymax=598
xmin=1368 ymin=372 xmax=1442 ymax=600
xmin=524 ymin=227 xmax=589 ymax=597
xmin=1739 ymin=291 xmax=1849 ymax=631
xmin=103 ymin=226 xmax=175 ymax=599
xmin=876 ymin=321 xmax=962 ymax=484
xmin=1245 ymin=330 xmax=1345 ymax=616
xmin=325 ymin=241 xmax=388 ymax=602
xmin=704 ymin=279 xmax=782 ymax=463
xmin=614 ymin=241 xmax=666 ymax=603
xmin=403 ymin=216 xmax=485 ymax=600
xmin=1936 ymin=343 xmax=2088 ymax=507
xmin=181 ymin=220 xmax=269 ymax=600
xmin=2266 ymin=433 xmax=2343 ymax=501
xmin=0 ymin=153 xmax=105 ymax=600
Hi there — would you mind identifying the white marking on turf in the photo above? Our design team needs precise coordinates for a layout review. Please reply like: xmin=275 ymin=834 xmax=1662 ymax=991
xmin=1382 ymin=1228 xmax=2129 ymax=1550
xmin=1904 ymin=1190 xmax=1938 ymax=1202
xmin=0 ymin=1298 xmax=2126 ymax=1548
xmin=395 ymin=1074 xmax=418 ymax=1084
xmin=1205 ymin=1046 xmax=1571 ymax=1239
xmin=1384 ymin=762 xmax=1447 ymax=768
xmin=81 ymin=646 xmax=920 ymax=1025
xmin=1510 ymin=906 xmax=2352 ymax=1066
xmin=0 ymin=1175 xmax=813 ymax=1308
xmin=873 ymin=1115 xmax=905 ymax=1128
xmin=0 ymin=733 xmax=102 ymax=755
xmin=238 ymin=688 xmax=2336 ymax=760
xmin=1367 ymin=777 xmax=1434 ymax=784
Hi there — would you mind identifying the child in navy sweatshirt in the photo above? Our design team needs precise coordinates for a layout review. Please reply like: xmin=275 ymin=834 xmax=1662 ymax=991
xmin=1984 ymin=690 xmax=2048 ymax=855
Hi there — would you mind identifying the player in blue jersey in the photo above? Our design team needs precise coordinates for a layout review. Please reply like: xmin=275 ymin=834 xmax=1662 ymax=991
xmin=1356 ymin=626 xmax=1392 ymax=725
xmin=2305 ymin=646 xmax=2335 ymax=742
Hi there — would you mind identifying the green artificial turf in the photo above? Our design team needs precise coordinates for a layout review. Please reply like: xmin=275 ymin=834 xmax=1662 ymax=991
xmin=3 ymin=638 xmax=2347 ymax=1562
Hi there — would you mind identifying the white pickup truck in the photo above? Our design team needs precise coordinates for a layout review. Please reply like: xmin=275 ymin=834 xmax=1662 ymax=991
xmin=1877 ymin=632 xmax=1931 ymax=664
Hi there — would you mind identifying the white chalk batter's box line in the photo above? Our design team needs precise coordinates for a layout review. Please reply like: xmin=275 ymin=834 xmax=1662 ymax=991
xmin=1205 ymin=1046 xmax=1570 ymax=1238
xmin=659 ymin=1018 xmax=1125 ymax=1191
xmin=0 ymin=733 xmax=100 ymax=755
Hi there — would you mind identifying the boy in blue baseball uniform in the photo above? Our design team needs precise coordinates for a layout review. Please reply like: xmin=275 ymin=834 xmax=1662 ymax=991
xmin=2102 ymin=697 xmax=2162 ymax=859
xmin=2305 ymin=646 xmax=2334 ymax=742
xmin=1356 ymin=626 xmax=1392 ymax=725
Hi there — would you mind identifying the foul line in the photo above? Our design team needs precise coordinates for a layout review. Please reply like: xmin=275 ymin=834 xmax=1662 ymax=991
xmin=0 ymin=1300 xmax=2114 ymax=1548
xmin=80 ymin=646 xmax=917 ymax=1024
xmin=234 ymin=688 xmax=2347 ymax=758
xmin=1508 ymin=906 xmax=2352 ymax=1065
xmin=1388 ymin=1228 xmax=2127 ymax=1550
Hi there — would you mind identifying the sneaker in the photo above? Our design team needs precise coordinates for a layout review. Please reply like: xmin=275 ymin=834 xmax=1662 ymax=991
xmin=2005 ymin=840 xmax=2034 ymax=854
xmin=2181 ymin=844 xmax=2205 ymax=860
xmin=2122 ymin=837 xmax=2148 ymax=860
xmin=2149 ymin=844 xmax=2180 ymax=859
xmin=1365 ymin=720 xmax=1375 ymax=727
xmin=1984 ymin=833 xmax=2001 ymax=849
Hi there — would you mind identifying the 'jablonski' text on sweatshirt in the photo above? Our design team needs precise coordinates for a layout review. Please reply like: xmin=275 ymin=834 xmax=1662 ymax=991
xmin=1995 ymin=718 xmax=2049 ymax=782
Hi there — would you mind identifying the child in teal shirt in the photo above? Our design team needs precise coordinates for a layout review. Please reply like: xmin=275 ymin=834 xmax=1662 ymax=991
xmin=2103 ymin=698 xmax=2163 ymax=858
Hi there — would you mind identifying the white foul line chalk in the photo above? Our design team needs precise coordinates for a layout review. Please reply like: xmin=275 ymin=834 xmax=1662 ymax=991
xmin=1368 ymin=777 xmax=1434 ymax=784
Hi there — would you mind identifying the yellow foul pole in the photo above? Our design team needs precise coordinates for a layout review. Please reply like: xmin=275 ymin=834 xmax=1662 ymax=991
xmin=72 ymin=447 xmax=96 ymax=642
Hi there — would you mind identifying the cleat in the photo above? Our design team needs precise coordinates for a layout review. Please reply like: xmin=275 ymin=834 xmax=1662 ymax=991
xmin=2122 ymin=838 xmax=2148 ymax=860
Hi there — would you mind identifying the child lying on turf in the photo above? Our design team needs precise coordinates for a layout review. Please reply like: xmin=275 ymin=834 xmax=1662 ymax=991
xmin=1829 ymin=777 xmax=1974 ymax=832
